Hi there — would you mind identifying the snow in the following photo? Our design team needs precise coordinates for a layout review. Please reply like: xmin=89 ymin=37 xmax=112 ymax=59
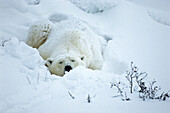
xmin=127 ymin=0 xmax=170 ymax=12
xmin=147 ymin=9 xmax=170 ymax=26
xmin=0 ymin=0 xmax=170 ymax=113
xmin=25 ymin=0 xmax=40 ymax=5
xmin=97 ymin=1 xmax=170 ymax=91
xmin=69 ymin=0 xmax=120 ymax=13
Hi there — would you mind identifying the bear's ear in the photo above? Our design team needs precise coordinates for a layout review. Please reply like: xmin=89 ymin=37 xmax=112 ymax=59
xmin=45 ymin=58 xmax=53 ymax=67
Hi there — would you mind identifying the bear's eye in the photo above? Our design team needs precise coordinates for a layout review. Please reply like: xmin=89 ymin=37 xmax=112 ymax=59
xmin=59 ymin=61 xmax=63 ymax=64
xmin=71 ymin=60 xmax=75 ymax=62
xmin=49 ymin=60 xmax=53 ymax=64
xmin=81 ymin=57 xmax=84 ymax=61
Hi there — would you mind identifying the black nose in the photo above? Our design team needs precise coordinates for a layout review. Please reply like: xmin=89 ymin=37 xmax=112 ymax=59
xmin=64 ymin=65 xmax=72 ymax=72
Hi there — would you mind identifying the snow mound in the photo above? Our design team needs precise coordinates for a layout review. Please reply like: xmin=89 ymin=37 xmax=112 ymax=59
xmin=25 ymin=0 xmax=40 ymax=5
xmin=147 ymin=9 xmax=170 ymax=26
xmin=48 ymin=13 xmax=73 ymax=23
xmin=0 ymin=37 xmax=51 ymax=112
xmin=62 ymin=67 xmax=125 ymax=95
xmin=53 ymin=18 xmax=89 ymax=32
xmin=69 ymin=0 xmax=120 ymax=13
xmin=103 ymin=40 xmax=128 ymax=74
xmin=0 ymin=37 xmax=127 ymax=113
xmin=4 ymin=37 xmax=44 ymax=69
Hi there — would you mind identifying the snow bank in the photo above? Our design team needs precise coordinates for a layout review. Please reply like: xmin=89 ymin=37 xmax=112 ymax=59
xmin=69 ymin=0 xmax=120 ymax=13
xmin=0 ymin=37 xmax=50 ymax=112
xmin=0 ymin=37 xmax=126 ymax=113
xmin=102 ymin=40 xmax=128 ymax=74
xmin=4 ymin=37 xmax=44 ymax=69
xmin=147 ymin=9 xmax=170 ymax=26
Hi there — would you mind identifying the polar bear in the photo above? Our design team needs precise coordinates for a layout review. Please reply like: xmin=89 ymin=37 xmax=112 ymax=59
xmin=26 ymin=19 xmax=104 ymax=76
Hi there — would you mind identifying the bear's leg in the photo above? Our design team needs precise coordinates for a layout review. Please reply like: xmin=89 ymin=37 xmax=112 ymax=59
xmin=26 ymin=20 xmax=53 ymax=48
xmin=89 ymin=45 xmax=103 ymax=70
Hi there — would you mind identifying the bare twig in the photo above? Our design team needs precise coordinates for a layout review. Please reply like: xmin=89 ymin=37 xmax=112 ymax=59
xmin=112 ymin=82 xmax=130 ymax=101
xmin=110 ymin=83 xmax=114 ymax=88
xmin=26 ymin=76 xmax=31 ymax=85
xmin=68 ymin=91 xmax=75 ymax=99
xmin=122 ymin=92 xmax=130 ymax=101
xmin=135 ymin=72 xmax=148 ymax=93
xmin=113 ymin=82 xmax=123 ymax=97
xmin=87 ymin=94 xmax=91 ymax=103
xmin=124 ymin=62 xmax=170 ymax=101
xmin=126 ymin=62 xmax=138 ymax=93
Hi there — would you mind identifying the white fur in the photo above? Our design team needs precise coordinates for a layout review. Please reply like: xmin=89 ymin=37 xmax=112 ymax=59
xmin=26 ymin=19 xmax=103 ymax=76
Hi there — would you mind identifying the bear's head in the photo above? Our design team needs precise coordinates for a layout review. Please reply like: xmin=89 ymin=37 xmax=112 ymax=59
xmin=45 ymin=54 xmax=86 ymax=76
